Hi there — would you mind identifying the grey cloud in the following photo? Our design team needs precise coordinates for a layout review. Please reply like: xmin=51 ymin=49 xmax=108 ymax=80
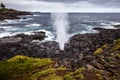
xmin=36 ymin=0 xmax=82 ymax=3
xmin=1 ymin=0 xmax=120 ymax=12
xmin=36 ymin=0 xmax=120 ymax=7
xmin=36 ymin=0 xmax=119 ymax=3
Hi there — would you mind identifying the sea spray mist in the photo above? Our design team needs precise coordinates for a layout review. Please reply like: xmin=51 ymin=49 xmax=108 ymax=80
xmin=51 ymin=13 xmax=69 ymax=50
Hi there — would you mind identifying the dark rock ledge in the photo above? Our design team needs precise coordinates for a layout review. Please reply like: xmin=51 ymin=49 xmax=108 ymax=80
xmin=0 ymin=27 xmax=120 ymax=61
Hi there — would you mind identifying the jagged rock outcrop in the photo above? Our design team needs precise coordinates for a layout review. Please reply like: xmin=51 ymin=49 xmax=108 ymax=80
xmin=63 ymin=28 xmax=120 ymax=58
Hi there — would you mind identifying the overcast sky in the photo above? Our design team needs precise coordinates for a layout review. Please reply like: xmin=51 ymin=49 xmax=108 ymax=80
xmin=1 ymin=0 xmax=120 ymax=12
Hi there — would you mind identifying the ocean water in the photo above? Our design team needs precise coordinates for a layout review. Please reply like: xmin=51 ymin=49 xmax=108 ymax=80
xmin=0 ymin=13 xmax=120 ymax=41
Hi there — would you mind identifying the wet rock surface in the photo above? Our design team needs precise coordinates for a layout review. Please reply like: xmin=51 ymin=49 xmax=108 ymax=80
xmin=0 ymin=27 xmax=119 ymax=68
xmin=0 ymin=28 xmax=119 ymax=60
xmin=0 ymin=31 xmax=60 ymax=60
xmin=64 ymin=28 xmax=120 ymax=57
xmin=0 ymin=27 xmax=120 ymax=79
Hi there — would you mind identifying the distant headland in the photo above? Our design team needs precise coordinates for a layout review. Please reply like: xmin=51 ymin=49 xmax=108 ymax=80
xmin=0 ymin=3 xmax=31 ymax=20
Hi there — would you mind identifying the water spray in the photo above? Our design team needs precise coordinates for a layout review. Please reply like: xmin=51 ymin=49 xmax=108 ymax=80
xmin=51 ymin=13 xmax=69 ymax=50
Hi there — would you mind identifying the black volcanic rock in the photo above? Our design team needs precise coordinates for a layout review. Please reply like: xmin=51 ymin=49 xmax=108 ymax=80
xmin=57 ymin=28 xmax=120 ymax=69
xmin=63 ymin=28 xmax=120 ymax=58
xmin=0 ymin=31 xmax=61 ymax=60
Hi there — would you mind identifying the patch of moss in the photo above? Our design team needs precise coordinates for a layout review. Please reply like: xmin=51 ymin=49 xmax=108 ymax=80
xmin=94 ymin=48 xmax=103 ymax=55
xmin=44 ymin=74 xmax=62 ymax=80
xmin=112 ymin=45 xmax=120 ymax=51
xmin=0 ymin=61 xmax=16 ymax=80
xmin=112 ymin=39 xmax=120 ymax=51
xmin=30 ymin=68 xmax=56 ymax=80
xmin=74 ymin=73 xmax=84 ymax=79
xmin=63 ymin=74 xmax=75 ymax=80
xmin=0 ymin=55 xmax=53 ymax=80
xmin=102 ymin=44 xmax=109 ymax=49
xmin=72 ymin=67 xmax=85 ymax=80
xmin=96 ymin=74 xmax=103 ymax=80
xmin=114 ymin=38 xmax=120 ymax=44
xmin=7 ymin=55 xmax=52 ymax=67
xmin=75 ymin=67 xmax=86 ymax=73
xmin=57 ymin=66 xmax=67 ymax=71
xmin=64 ymin=67 xmax=86 ymax=80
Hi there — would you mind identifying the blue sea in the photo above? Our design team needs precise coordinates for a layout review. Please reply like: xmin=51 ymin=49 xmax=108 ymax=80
xmin=0 ymin=13 xmax=120 ymax=40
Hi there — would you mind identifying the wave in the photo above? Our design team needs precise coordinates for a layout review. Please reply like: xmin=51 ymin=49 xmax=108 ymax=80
xmin=19 ymin=18 xmax=33 ymax=22
xmin=0 ymin=29 xmax=54 ymax=42
xmin=33 ymin=14 xmax=41 ymax=17
xmin=25 ymin=23 xmax=41 ymax=27
xmin=110 ymin=22 xmax=120 ymax=25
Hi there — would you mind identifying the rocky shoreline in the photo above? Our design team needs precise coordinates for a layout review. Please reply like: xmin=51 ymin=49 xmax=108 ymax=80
xmin=0 ymin=26 xmax=119 ymax=60
xmin=0 ymin=8 xmax=31 ymax=20
xmin=0 ymin=25 xmax=120 ymax=79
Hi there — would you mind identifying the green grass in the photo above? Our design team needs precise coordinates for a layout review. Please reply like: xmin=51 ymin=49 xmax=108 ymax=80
xmin=74 ymin=73 xmax=84 ymax=79
xmin=63 ymin=74 xmax=75 ymax=80
xmin=96 ymin=74 xmax=103 ymax=80
xmin=112 ymin=38 xmax=120 ymax=51
xmin=0 ymin=55 xmax=52 ymax=80
xmin=0 ymin=55 xmax=69 ymax=80
xmin=30 ymin=68 xmax=56 ymax=80
xmin=94 ymin=48 xmax=103 ymax=55
xmin=44 ymin=74 xmax=62 ymax=80
xmin=63 ymin=67 xmax=86 ymax=80
xmin=0 ymin=8 xmax=9 ymax=12
xmin=7 ymin=55 xmax=52 ymax=67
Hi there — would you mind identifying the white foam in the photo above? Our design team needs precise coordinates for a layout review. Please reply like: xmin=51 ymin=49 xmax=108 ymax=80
xmin=23 ymin=29 xmax=54 ymax=41
xmin=33 ymin=14 xmax=40 ymax=17
xmin=37 ymin=30 xmax=54 ymax=41
xmin=25 ymin=23 xmax=41 ymax=27
xmin=98 ymin=22 xmax=117 ymax=29
xmin=110 ymin=22 xmax=120 ymax=25
xmin=0 ymin=21 xmax=9 ymax=25
xmin=0 ymin=27 xmax=54 ymax=41
xmin=100 ymin=22 xmax=109 ymax=25
xmin=100 ymin=25 xmax=116 ymax=29
xmin=0 ymin=26 xmax=13 ymax=29
xmin=19 ymin=18 xmax=33 ymax=22
xmin=0 ymin=32 xmax=17 ymax=38
xmin=4 ymin=19 xmax=19 ymax=24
